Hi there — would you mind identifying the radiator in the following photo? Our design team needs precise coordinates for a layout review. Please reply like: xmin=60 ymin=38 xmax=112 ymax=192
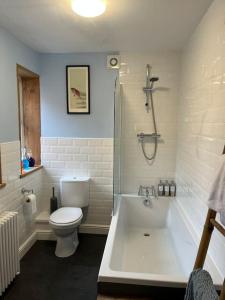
xmin=0 ymin=211 xmax=20 ymax=296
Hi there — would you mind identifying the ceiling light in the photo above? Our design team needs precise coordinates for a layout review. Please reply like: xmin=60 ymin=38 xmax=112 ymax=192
xmin=71 ymin=0 xmax=106 ymax=18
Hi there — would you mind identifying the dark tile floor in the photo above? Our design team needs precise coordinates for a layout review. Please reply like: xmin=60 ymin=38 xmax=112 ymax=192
xmin=2 ymin=234 xmax=107 ymax=300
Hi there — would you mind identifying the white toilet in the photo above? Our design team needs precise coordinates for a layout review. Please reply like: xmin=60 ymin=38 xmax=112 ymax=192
xmin=49 ymin=176 xmax=90 ymax=258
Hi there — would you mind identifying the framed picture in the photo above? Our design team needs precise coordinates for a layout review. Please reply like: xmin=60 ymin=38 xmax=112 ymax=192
xmin=66 ymin=65 xmax=90 ymax=114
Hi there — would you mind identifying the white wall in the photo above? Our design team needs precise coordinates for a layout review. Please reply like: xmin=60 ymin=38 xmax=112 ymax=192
xmin=0 ymin=139 xmax=112 ymax=243
xmin=0 ymin=142 xmax=42 ymax=245
xmin=41 ymin=137 xmax=113 ymax=225
xmin=119 ymin=52 xmax=180 ymax=193
xmin=176 ymin=0 xmax=225 ymax=277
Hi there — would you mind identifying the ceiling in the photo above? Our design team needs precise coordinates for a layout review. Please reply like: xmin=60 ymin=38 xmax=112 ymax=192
xmin=0 ymin=0 xmax=213 ymax=53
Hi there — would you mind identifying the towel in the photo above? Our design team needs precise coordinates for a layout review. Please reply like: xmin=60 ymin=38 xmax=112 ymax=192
xmin=184 ymin=269 xmax=218 ymax=300
xmin=208 ymin=155 xmax=225 ymax=226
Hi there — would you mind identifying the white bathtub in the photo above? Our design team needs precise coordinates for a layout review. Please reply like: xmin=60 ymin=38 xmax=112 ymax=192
xmin=98 ymin=194 xmax=222 ymax=289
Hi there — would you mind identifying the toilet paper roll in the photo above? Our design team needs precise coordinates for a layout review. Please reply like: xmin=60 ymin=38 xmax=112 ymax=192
xmin=24 ymin=194 xmax=37 ymax=215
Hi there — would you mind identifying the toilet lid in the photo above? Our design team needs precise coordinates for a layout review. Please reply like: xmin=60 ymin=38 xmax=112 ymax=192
xmin=50 ymin=207 xmax=82 ymax=224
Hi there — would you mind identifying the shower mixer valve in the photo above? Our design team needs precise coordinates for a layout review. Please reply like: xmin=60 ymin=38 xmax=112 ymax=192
xmin=137 ymin=132 xmax=161 ymax=141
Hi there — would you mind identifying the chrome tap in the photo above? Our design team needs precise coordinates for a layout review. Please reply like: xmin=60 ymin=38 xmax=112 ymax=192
xmin=138 ymin=185 xmax=143 ymax=196
xmin=151 ymin=186 xmax=158 ymax=199
xmin=138 ymin=185 xmax=157 ymax=199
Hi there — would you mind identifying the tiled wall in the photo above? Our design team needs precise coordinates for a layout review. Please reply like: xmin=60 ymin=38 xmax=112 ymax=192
xmin=0 ymin=138 xmax=113 ymax=245
xmin=119 ymin=52 xmax=180 ymax=193
xmin=176 ymin=0 xmax=225 ymax=277
xmin=0 ymin=141 xmax=42 ymax=245
xmin=41 ymin=137 xmax=113 ymax=225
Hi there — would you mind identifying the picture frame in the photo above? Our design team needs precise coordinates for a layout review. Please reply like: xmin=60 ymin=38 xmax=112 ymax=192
xmin=66 ymin=65 xmax=90 ymax=114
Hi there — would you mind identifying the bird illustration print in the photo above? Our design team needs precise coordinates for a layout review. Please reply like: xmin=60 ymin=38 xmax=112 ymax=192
xmin=71 ymin=87 xmax=87 ymax=109
xmin=71 ymin=88 xmax=86 ymax=99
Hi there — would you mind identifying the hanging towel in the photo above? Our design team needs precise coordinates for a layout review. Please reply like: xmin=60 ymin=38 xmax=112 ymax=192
xmin=184 ymin=269 xmax=219 ymax=300
xmin=208 ymin=155 xmax=225 ymax=226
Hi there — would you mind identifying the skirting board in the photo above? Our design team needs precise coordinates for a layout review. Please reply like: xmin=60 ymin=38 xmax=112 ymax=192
xmin=79 ymin=224 xmax=109 ymax=235
xmin=37 ymin=224 xmax=109 ymax=240
xmin=19 ymin=231 xmax=37 ymax=259
xmin=19 ymin=224 xmax=109 ymax=259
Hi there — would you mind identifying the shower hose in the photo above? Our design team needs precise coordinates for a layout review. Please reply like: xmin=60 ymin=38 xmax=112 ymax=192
xmin=141 ymin=89 xmax=158 ymax=160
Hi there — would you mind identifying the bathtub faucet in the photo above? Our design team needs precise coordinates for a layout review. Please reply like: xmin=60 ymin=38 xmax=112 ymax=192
xmin=138 ymin=185 xmax=157 ymax=199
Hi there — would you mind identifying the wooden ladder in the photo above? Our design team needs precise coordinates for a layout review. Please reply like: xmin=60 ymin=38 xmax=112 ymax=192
xmin=194 ymin=146 xmax=225 ymax=300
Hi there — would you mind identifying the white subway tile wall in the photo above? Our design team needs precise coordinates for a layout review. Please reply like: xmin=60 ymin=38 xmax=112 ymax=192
xmin=176 ymin=0 xmax=225 ymax=277
xmin=119 ymin=52 xmax=180 ymax=193
xmin=0 ymin=141 xmax=42 ymax=245
xmin=41 ymin=138 xmax=113 ymax=225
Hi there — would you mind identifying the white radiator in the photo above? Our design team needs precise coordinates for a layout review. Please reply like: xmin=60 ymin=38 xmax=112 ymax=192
xmin=0 ymin=211 xmax=20 ymax=296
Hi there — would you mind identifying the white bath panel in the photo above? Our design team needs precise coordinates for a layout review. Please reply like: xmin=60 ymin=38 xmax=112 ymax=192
xmin=122 ymin=228 xmax=184 ymax=276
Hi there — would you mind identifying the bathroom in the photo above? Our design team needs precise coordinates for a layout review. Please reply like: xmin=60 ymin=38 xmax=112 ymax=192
xmin=0 ymin=0 xmax=225 ymax=299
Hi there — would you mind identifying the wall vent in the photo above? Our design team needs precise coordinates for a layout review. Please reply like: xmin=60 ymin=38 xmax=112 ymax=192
xmin=107 ymin=55 xmax=120 ymax=69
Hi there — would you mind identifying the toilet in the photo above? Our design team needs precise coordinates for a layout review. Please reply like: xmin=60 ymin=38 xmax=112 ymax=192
xmin=49 ymin=176 xmax=90 ymax=258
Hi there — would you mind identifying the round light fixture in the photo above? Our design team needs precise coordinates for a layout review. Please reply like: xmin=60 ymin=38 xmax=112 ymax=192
xmin=71 ymin=0 xmax=106 ymax=18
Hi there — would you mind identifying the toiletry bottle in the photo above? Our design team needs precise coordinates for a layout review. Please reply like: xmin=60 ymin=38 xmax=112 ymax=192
xmin=21 ymin=147 xmax=29 ymax=170
xmin=164 ymin=180 xmax=170 ymax=197
xmin=170 ymin=180 xmax=176 ymax=197
xmin=158 ymin=180 xmax=164 ymax=196
xmin=27 ymin=148 xmax=35 ymax=167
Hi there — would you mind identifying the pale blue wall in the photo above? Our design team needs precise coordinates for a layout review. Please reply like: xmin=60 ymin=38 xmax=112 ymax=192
xmin=0 ymin=27 xmax=40 ymax=143
xmin=40 ymin=53 xmax=117 ymax=138
xmin=0 ymin=26 xmax=117 ymax=141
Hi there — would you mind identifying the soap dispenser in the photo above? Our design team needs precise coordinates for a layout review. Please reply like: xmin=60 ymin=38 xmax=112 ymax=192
xmin=170 ymin=180 xmax=176 ymax=197
xmin=21 ymin=147 xmax=29 ymax=170
xmin=164 ymin=180 xmax=170 ymax=197
xmin=158 ymin=180 xmax=164 ymax=196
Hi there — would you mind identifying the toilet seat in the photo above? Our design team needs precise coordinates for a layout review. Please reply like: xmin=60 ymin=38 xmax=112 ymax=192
xmin=49 ymin=207 xmax=83 ymax=226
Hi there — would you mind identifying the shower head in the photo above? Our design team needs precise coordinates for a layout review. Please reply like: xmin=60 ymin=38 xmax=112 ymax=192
xmin=150 ymin=77 xmax=159 ymax=82
xmin=149 ymin=76 xmax=159 ymax=89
